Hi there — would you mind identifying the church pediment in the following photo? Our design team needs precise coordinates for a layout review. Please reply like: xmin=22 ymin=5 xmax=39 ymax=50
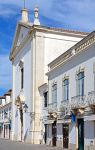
xmin=10 ymin=22 xmax=31 ymax=60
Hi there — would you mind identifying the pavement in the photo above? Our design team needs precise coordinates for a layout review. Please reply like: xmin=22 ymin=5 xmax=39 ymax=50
xmin=0 ymin=139 xmax=64 ymax=150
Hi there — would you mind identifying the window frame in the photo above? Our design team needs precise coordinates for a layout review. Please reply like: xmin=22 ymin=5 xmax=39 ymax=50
xmin=44 ymin=91 xmax=48 ymax=108
xmin=77 ymin=71 xmax=84 ymax=96
xmin=52 ymin=83 xmax=57 ymax=103
xmin=62 ymin=78 xmax=69 ymax=101
xmin=21 ymin=67 xmax=24 ymax=89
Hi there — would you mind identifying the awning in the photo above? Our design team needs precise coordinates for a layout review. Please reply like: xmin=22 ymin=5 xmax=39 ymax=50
xmin=57 ymin=119 xmax=71 ymax=124
xmin=44 ymin=120 xmax=54 ymax=124
xmin=84 ymin=115 xmax=95 ymax=121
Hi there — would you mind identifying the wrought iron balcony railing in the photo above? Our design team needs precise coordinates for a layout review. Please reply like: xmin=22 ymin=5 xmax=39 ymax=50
xmin=60 ymin=100 xmax=69 ymax=110
xmin=87 ymin=91 xmax=95 ymax=106
xmin=71 ymin=95 xmax=86 ymax=109
xmin=60 ymin=100 xmax=71 ymax=115
xmin=48 ymin=102 xmax=57 ymax=113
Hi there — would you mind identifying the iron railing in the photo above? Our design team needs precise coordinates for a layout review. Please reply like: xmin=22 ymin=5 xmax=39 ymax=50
xmin=60 ymin=100 xmax=71 ymax=115
xmin=87 ymin=91 xmax=95 ymax=106
xmin=48 ymin=102 xmax=57 ymax=113
xmin=71 ymin=95 xmax=86 ymax=109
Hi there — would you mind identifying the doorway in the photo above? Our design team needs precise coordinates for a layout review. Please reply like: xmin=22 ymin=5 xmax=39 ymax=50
xmin=63 ymin=124 xmax=69 ymax=148
xmin=52 ymin=121 xmax=57 ymax=146
xmin=78 ymin=119 xmax=84 ymax=150
xmin=20 ymin=109 xmax=23 ymax=141
xmin=44 ymin=124 xmax=47 ymax=144
xmin=4 ymin=125 xmax=5 ymax=138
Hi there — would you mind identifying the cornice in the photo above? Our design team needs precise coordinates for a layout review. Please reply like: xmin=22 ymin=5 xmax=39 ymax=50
xmin=47 ymin=31 xmax=95 ymax=74
xmin=62 ymin=75 xmax=69 ymax=81
xmin=10 ymin=22 xmax=33 ymax=61
xmin=32 ymin=25 xmax=88 ymax=38
xmin=10 ymin=24 xmax=88 ymax=62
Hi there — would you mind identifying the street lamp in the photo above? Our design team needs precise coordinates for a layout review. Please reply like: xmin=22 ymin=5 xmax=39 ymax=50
xmin=23 ymin=103 xmax=35 ymax=119
xmin=23 ymin=103 xmax=28 ymax=112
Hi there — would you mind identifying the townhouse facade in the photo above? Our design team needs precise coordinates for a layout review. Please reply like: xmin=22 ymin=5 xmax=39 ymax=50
xmin=43 ymin=31 xmax=95 ymax=150
xmin=0 ymin=89 xmax=12 ymax=139
xmin=9 ymin=7 xmax=87 ymax=144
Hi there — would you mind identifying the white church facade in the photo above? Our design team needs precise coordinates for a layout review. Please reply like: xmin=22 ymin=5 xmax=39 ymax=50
xmin=9 ymin=7 xmax=87 ymax=144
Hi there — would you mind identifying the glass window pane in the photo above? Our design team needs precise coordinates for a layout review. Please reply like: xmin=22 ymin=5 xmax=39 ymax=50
xmin=63 ymin=79 xmax=69 ymax=100
xmin=77 ymin=72 xmax=84 ymax=96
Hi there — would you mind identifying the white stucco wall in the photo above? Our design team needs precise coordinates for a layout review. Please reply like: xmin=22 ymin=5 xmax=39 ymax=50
xmin=48 ymin=43 xmax=95 ymax=146
xmin=84 ymin=121 xmax=95 ymax=146
xmin=48 ymin=44 xmax=95 ymax=105
xmin=6 ymin=96 xmax=11 ymax=103
xmin=69 ymin=123 xmax=76 ymax=144
xmin=12 ymin=37 xmax=33 ymax=141
xmin=56 ymin=123 xmax=63 ymax=147
xmin=44 ymin=33 xmax=83 ymax=82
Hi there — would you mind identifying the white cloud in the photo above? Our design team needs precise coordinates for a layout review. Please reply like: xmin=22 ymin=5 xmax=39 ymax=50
xmin=0 ymin=0 xmax=95 ymax=31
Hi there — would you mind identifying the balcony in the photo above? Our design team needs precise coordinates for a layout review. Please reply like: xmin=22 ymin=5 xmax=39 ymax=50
xmin=48 ymin=102 xmax=57 ymax=113
xmin=60 ymin=100 xmax=71 ymax=115
xmin=71 ymin=95 xmax=86 ymax=110
xmin=87 ymin=91 xmax=95 ymax=108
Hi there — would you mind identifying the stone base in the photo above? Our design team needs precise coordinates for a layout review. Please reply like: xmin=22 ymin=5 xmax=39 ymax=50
xmin=11 ymin=133 xmax=18 ymax=141
xmin=84 ymin=145 xmax=95 ymax=150
xmin=56 ymin=139 xmax=63 ymax=148
xmin=69 ymin=143 xmax=76 ymax=150
xmin=24 ymin=130 xmax=41 ymax=144
xmin=46 ymin=138 xmax=53 ymax=146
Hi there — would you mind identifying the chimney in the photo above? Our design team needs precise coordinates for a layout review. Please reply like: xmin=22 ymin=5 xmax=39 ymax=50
xmin=21 ymin=8 xmax=28 ymax=23
xmin=33 ymin=7 xmax=40 ymax=26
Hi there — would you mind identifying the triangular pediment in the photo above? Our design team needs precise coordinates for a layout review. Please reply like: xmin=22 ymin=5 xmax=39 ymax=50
xmin=10 ymin=22 xmax=31 ymax=59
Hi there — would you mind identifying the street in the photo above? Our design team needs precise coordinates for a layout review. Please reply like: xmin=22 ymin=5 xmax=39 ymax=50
xmin=0 ymin=139 xmax=63 ymax=150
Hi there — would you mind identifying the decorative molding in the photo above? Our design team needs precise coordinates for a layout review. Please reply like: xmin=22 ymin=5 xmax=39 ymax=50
xmin=62 ymin=74 xmax=69 ymax=81
xmin=10 ymin=24 xmax=88 ymax=62
xmin=48 ymin=32 xmax=95 ymax=72
xmin=52 ymin=81 xmax=57 ymax=86
xmin=87 ymin=91 xmax=95 ymax=108
xmin=76 ymin=67 xmax=85 ymax=76
xmin=71 ymin=95 xmax=86 ymax=110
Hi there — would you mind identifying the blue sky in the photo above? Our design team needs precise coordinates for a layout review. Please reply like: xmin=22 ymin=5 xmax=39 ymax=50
xmin=0 ymin=0 xmax=95 ymax=95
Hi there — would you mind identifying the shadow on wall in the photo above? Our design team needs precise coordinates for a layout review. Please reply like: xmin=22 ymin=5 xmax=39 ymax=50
xmin=24 ymin=129 xmax=28 ymax=141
